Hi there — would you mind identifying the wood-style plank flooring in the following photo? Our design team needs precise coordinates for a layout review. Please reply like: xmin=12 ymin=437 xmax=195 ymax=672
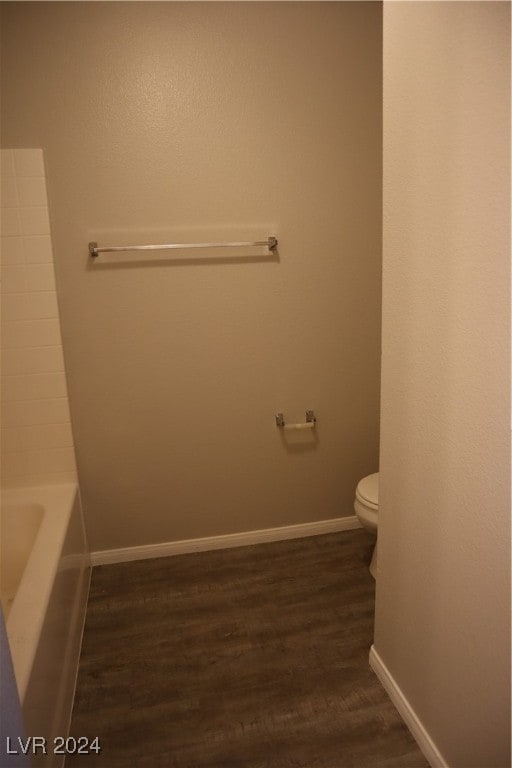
xmin=69 ymin=530 xmax=430 ymax=767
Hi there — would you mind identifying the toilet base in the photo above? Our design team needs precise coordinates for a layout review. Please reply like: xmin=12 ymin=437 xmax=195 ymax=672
xmin=369 ymin=540 xmax=378 ymax=579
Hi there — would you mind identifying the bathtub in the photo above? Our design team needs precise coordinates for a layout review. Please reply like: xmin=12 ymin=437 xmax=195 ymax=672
xmin=0 ymin=484 xmax=90 ymax=766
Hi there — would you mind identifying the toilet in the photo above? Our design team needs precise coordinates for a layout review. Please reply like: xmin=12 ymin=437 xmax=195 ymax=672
xmin=354 ymin=472 xmax=379 ymax=578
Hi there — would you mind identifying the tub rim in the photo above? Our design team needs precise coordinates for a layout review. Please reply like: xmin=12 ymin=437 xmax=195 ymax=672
xmin=1 ymin=482 xmax=78 ymax=701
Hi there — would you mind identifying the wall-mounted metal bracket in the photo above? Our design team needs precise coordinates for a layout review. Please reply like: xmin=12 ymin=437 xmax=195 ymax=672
xmin=275 ymin=410 xmax=316 ymax=429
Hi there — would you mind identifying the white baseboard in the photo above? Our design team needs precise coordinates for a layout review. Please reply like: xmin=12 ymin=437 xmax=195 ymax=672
xmin=369 ymin=645 xmax=448 ymax=768
xmin=91 ymin=515 xmax=361 ymax=566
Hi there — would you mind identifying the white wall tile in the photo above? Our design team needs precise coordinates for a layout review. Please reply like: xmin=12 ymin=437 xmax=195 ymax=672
xmin=2 ymin=319 xmax=62 ymax=349
xmin=13 ymin=149 xmax=45 ymax=178
xmin=2 ymin=450 xmax=30 ymax=479
xmin=25 ymin=264 xmax=56 ymax=292
xmin=0 ymin=150 xmax=15 ymax=178
xmin=1 ymin=147 xmax=77 ymax=487
xmin=1 ymin=237 xmax=25 ymax=266
xmin=40 ymin=422 xmax=74 ymax=449
xmin=1 ymin=397 xmax=71 ymax=427
xmin=1 ymin=464 xmax=77 ymax=487
xmin=27 ymin=423 xmax=75 ymax=450
xmin=2 ymin=346 xmax=65 ymax=375
xmin=40 ymin=471 xmax=78 ymax=484
xmin=16 ymin=177 xmax=47 ymax=207
xmin=2 ymin=372 xmax=68 ymax=402
xmin=2 ymin=447 xmax=76 ymax=483
xmin=19 ymin=206 xmax=50 ymax=236
xmin=1 ymin=427 xmax=29 ymax=453
xmin=1 ymin=208 xmax=21 ymax=237
xmin=2 ymin=291 xmax=59 ymax=321
xmin=2 ymin=294 xmax=26 ymax=322
xmin=1 ymin=266 xmax=26 ymax=294
xmin=29 ymin=291 xmax=59 ymax=319
xmin=23 ymin=236 xmax=53 ymax=264
xmin=1 ymin=177 xmax=19 ymax=208
xmin=29 ymin=447 xmax=77 ymax=475
xmin=2 ymin=423 xmax=74 ymax=452
xmin=0 ymin=427 xmax=27 ymax=451
xmin=2 ymin=321 xmax=32 ymax=348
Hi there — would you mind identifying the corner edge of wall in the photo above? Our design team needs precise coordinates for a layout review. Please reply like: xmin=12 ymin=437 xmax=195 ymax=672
xmin=369 ymin=644 xmax=449 ymax=768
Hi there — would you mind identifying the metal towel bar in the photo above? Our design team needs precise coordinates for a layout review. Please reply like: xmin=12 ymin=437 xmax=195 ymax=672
xmin=89 ymin=237 xmax=278 ymax=258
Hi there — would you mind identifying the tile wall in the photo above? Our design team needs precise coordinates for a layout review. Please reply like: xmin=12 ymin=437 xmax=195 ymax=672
xmin=1 ymin=148 xmax=78 ymax=487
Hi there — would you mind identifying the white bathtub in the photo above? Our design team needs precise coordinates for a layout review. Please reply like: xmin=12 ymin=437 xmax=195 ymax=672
xmin=0 ymin=484 xmax=90 ymax=765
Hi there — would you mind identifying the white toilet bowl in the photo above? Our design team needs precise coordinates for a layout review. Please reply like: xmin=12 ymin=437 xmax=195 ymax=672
xmin=354 ymin=472 xmax=379 ymax=578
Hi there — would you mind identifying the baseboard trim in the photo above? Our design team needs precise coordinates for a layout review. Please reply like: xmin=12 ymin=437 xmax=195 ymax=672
xmin=91 ymin=515 xmax=361 ymax=566
xmin=369 ymin=645 xmax=448 ymax=768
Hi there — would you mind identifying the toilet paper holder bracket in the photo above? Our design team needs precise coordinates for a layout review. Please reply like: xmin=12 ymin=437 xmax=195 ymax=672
xmin=275 ymin=410 xmax=316 ymax=429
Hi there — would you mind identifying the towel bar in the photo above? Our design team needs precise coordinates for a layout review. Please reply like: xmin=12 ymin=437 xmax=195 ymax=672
xmin=89 ymin=237 xmax=278 ymax=258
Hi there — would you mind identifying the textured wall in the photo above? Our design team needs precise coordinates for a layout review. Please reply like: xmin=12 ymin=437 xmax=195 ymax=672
xmin=0 ymin=148 xmax=77 ymax=486
xmin=376 ymin=2 xmax=510 ymax=766
xmin=1 ymin=2 xmax=382 ymax=551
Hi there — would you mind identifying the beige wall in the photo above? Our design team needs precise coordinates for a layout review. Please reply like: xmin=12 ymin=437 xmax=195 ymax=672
xmin=376 ymin=3 xmax=510 ymax=767
xmin=0 ymin=2 xmax=382 ymax=550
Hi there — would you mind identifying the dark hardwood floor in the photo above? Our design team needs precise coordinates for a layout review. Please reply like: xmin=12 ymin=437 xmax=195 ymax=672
xmin=68 ymin=530 xmax=430 ymax=768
